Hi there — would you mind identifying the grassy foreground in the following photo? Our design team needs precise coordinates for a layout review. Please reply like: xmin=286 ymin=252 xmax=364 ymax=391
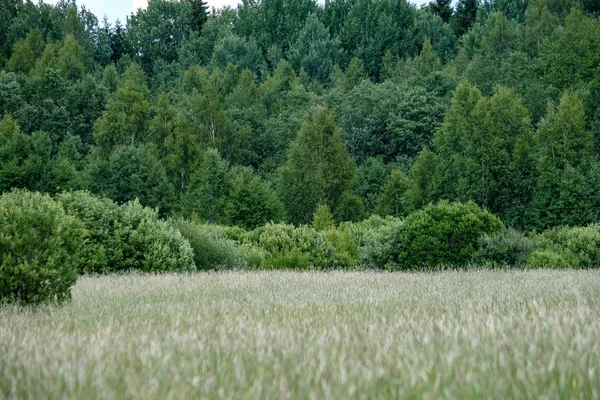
xmin=1 ymin=271 xmax=599 ymax=399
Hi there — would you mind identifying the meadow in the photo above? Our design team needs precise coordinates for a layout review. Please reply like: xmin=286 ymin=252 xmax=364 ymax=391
xmin=1 ymin=270 xmax=599 ymax=399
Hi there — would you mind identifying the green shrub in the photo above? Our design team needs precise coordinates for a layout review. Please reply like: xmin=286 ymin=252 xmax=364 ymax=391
xmin=57 ymin=191 xmax=120 ymax=273
xmin=358 ymin=216 xmax=405 ymax=269
xmin=0 ymin=190 xmax=84 ymax=305
xmin=472 ymin=228 xmax=540 ymax=268
xmin=525 ymin=250 xmax=571 ymax=269
xmin=525 ymin=225 xmax=600 ymax=269
xmin=57 ymin=191 xmax=194 ymax=273
xmin=243 ymin=223 xmax=344 ymax=269
xmin=175 ymin=220 xmax=249 ymax=270
xmin=366 ymin=201 xmax=503 ymax=270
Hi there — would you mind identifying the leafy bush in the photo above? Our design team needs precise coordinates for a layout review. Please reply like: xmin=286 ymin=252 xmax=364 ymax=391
xmin=525 ymin=225 xmax=600 ymax=269
xmin=0 ymin=190 xmax=84 ymax=305
xmin=472 ymin=228 xmax=540 ymax=268
xmin=363 ymin=201 xmax=503 ymax=270
xmin=396 ymin=201 xmax=504 ymax=269
xmin=175 ymin=220 xmax=250 ymax=270
xmin=57 ymin=191 xmax=194 ymax=273
xmin=243 ymin=223 xmax=344 ymax=269
xmin=525 ymin=250 xmax=571 ymax=269
xmin=358 ymin=216 xmax=405 ymax=269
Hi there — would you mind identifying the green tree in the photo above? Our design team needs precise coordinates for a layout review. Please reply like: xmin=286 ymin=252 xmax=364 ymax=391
xmin=431 ymin=0 xmax=453 ymax=22
xmin=355 ymin=157 xmax=388 ymax=213
xmin=529 ymin=91 xmax=599 ymax=229
xmin=452 ymin=0 xmax=478 ymax=36
xmin=94 ymin=63 xmax=150 ymax=153
xmin=279 ymin=106 xmax=356 ymax=224
xmin=542 ymin=8 xmax=600 ymax=89
xmin=223 ymin=166 xmax=286 ymax=230
xmin=312 ymin=204 xmax=335 ymax=231
xmin=288 ymin=13 xmax=344 ymax=85
xmin=376 ymin=169 xmax=410 ymax=217
xmin=184 ymin=148 xmax=229 ymax=223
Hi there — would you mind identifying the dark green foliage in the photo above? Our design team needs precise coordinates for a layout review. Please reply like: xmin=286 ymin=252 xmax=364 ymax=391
xmin=86 ymin=146 xmax=175 ymax=214
xmin=57 ymin=191 xmax=194 ymax=273
xmin=222 ymin=166 xmax=285 ymax=229
xmin=378 ymin=201 xmax=504 ymax=269
xmin=355 ymin=157 xmax=388 ymax=213
xmin=0 ymin=190 xmax=83 ymax=305
xmin=431 ymin=0 xmax=453 ymax=23
xmin=452 ymin=0 xmax=478 ymax=36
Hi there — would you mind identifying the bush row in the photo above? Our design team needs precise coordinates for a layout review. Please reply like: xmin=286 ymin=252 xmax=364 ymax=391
xmin=3 ymin=190 xmax=600 ymax=305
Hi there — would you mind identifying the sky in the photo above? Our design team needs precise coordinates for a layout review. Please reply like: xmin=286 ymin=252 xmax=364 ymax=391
xmin=45 ymin=0 xmax=430 ymax=24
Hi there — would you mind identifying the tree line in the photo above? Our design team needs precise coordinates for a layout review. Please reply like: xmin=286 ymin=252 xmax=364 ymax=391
xmin=1 ymin=0 xmax=600 ymax=233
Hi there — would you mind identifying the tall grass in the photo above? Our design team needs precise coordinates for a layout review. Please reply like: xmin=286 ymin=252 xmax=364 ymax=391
xmin=1 ymin=270 xmax=599 ymax=399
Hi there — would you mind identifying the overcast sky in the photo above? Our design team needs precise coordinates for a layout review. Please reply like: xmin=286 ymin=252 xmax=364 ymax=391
xmin=44 ymin=0 xmax=430 ymax=24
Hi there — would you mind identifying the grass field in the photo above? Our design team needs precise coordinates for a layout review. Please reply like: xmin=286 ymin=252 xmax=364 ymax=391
xmin=1 ymin=270 xmax=599 ymax=399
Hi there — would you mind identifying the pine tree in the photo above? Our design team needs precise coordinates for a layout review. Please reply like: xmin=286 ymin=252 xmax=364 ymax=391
xmin=452 ymin=0 xmax=478 ymax=36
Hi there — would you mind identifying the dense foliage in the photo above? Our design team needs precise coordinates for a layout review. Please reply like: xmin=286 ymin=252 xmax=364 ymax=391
xmin=0 ymin=190 xmax=83 ymax=304
xmin=2 ymin=0 xmax=600 ymax=279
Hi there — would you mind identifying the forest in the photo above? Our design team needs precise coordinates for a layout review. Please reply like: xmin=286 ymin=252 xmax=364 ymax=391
xmin=3 ymin=0 xmax=600 ymax=303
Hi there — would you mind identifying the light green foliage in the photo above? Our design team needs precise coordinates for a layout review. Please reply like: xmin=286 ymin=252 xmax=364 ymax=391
xmin=175 ymin=220 xmax=250 ymax=270
xmin=413 ymin=38 xmax=441 ymax=76
xmin=279 ymin=106 xmax=355 ymax=225
xmin=376 ymin=169 xmax=410 ymax=218
xmin=6 ymin=28 xmax=45 ymax=74
xmin=312 ymin=204 xmax=335 ymax=232
xmin=526 ymin=225 xmax=600 ymax=268
xmin=94 ymin=63 xmax=150 ymax=152
xmin=0 ymin=190 xmax=83 ymax=304
xmin=358 ymin=216 xmax=405 ymax=269
xmin=57 ymin=191 xmax=194 ymax=273
xmin=243 ymin=223 xmax=344 ymax=269
xmin=542 ymin=8 xmax=600 ymax=88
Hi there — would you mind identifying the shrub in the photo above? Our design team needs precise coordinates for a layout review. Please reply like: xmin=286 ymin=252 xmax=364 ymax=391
xmin=525 ymin=225 xmax=600 ymax=269
xmin=175 ymin=220 xmax=249 ymax=270
xmin=57 ymin=191 xmax=120 ymax=273
xmin=0 ymin=190 xmax=84 ymax=305
xmin=243 ymin=223 xmax=344 ymax=269
xmin=57 ymin=191 xmax=194 ymax=273
xmin=358 ymin=216 xmax=405 ymax=269
xmin=525 ymin=250 xmax=571 ymax=269
xmin=472 ymin=228 xmax=540 ymax=268
xmin=370 ymin=201 xmax=503 ymax=270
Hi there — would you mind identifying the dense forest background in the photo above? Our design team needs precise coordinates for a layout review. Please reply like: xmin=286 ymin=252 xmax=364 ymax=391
xmin=1 ymin=0 xmax=600 ymax=233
